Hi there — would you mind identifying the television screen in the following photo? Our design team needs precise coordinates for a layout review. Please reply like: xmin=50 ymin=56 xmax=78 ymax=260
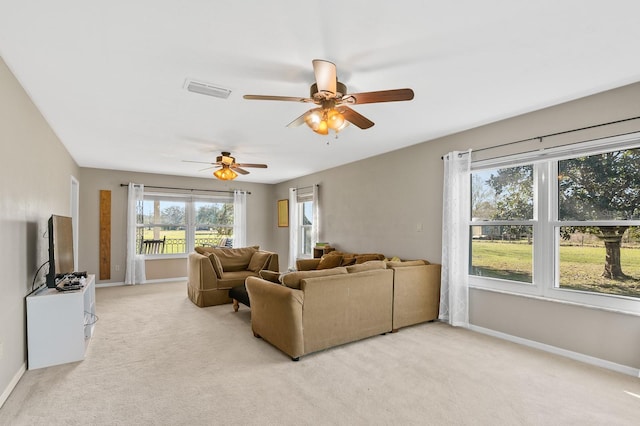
xmin=46 ymin=215 xmax=75 ymax=287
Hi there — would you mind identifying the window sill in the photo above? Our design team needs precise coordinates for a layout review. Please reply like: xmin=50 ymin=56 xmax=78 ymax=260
xmin=144 ymin=254 xmax=187 ymax=261
xmin=470 ymin=285 xmax=640 ymax=317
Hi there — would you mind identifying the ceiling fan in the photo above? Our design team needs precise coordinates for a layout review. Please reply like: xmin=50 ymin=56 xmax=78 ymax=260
xmin=243 ymin=59 xmax=414 ymax=135
xmin=183 ymin=152 xmax=267 ymax=181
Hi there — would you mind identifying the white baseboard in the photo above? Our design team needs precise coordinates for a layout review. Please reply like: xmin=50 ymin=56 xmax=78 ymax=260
xmin=468 ymin=324 xmax=640 ymax=378
xmin=0 ymin=362 xmax=26 ymax=409
xmin=96 ymin=277 xmax=187 ymax=288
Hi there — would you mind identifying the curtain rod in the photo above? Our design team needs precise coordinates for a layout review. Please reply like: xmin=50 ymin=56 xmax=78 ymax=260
xmin=441 ymin=115 xmax=640 ymax=159
xmin=120 ymin=184 xmax=250 ymax=195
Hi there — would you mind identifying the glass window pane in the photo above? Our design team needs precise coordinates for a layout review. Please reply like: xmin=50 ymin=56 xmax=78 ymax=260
xmin=558 ymin=226 xmax=640 ymax=298
xmin=302 ymin=201 xmax=313 ymax=225
xmin=558 ymin=148 xmax=640 ymax=220
xmin=471 ymin=166 xmax=534 ymax=220
xmin=470 ymin=225 xmax=533 ymax=283
xmin=194 ymin=201 xmax=233 ymax=246
xmin=142 ymin=200 xmax=186 ymax=225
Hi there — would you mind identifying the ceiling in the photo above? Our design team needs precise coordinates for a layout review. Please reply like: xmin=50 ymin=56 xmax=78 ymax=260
xmin=2 ymin=1 xmax=640 ymax=184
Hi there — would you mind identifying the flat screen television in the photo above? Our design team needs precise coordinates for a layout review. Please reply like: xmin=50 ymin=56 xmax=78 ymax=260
xmin=46 ymin=215 xmax=75 ymax=288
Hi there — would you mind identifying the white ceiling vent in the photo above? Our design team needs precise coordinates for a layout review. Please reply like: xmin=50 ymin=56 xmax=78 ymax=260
xmin=184 ymin=79 xmax=231 ymax=99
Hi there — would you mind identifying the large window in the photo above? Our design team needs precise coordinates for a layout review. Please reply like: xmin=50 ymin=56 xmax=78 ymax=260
xmin=469 ymin=135 xmax=640 ymax=313
xmin=139 ymin=193 xmax=234 ymax=255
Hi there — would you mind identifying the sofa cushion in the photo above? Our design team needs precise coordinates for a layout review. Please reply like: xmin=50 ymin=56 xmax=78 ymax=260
xmin=208 ymin=246 xmax=259 ymax=271
xmin=280 ymin=267 xmax=348 ymax=289
xmin=346 ymin=260 xmax=387 ymax=273
xmin=386 ymin=260 xmax=428 ymax=268
xmin=248 ymin=251 xmax=271 ymax=272
xmin=317 ymin=254 xmax=343 ymax=270
xmin=259 ymin=270 xmax=282 ymax=283
xmin=218 ymin=270 xmax=256 ymax=288
xmin=208 ymin=253 xmax=224 ymax=279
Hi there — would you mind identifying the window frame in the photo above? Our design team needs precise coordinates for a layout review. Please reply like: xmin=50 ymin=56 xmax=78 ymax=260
xmin=296 ymin=198 xmax=314 ymax=259
xmin=468 ymin=133 xmax=640 ymax=314
xmin=139 ymin=192 xmax=234 ymax=259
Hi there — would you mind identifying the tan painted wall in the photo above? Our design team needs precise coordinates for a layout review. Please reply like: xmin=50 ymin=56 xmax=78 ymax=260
xmin=77 ymin=168 xmax=276 ymax=284
xmin=0 ymin=57 xmax=80 ymax=397
xmin=274 ymin=81 xmax=640 ymax=370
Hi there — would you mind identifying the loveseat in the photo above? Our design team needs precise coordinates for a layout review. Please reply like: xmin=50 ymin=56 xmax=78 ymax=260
xmin=187 ymin=246 xmax=279 ymax=307
xmin=246 ymin=259 xmax=441 ymax=360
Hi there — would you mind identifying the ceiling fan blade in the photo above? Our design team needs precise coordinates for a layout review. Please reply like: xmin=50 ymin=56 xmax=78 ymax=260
xmin=233 ymin=167 xmax=250 ymax=175
xmin=235 ymin=163 xmax=268 ymax=168
xmin=198 ymin=166 xmax=217 ymax=172
xmin=243 ymin=94 xmax=313 ymax=103
xmin=182 ymin=160 xmax=215 ymax=165
xmin=287 ymin=111 xmax=310 ymax=127
xmin=313 ymin=59 xmax=337 ymax=95
xmin=339 ymin=106 xmax=375 ymax=129
xmin=344 ymin=88 xmax=414 ymax=105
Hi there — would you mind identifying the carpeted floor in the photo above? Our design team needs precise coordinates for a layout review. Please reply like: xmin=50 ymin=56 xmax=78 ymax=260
xmin=1 ymin=281 xmax=639 ymax=425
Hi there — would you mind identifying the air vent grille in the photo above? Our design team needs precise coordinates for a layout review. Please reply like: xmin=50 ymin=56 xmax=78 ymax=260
xmin=184 ymin=79 xmax=231 ymax=99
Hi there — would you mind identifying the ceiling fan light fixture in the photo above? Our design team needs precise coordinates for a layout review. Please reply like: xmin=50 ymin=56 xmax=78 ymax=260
xmin=326 ymin=108 xmax=345 ymax=130
xmin=213 ymin=165 xmax=238 ymax=180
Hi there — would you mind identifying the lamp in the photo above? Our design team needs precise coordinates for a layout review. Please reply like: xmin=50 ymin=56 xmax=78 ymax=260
xmin=213 ymin=165 xmax=238 ymax=181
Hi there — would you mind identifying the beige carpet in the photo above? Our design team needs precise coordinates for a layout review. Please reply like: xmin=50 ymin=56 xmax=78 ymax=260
xmin=1 ymin=281 xmax=639 ymax=425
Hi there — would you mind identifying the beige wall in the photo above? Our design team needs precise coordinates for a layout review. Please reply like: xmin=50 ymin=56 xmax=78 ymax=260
xmin=273 ymin=82 xmax=640 ymax=370
xmin=77 ymin=168 xmax=276 ymax=283
xmin=0 ymin=57 xmax=80 ymax=398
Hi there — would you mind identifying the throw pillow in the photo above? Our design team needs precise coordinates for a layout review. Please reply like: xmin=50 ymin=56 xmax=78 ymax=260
xmin=355 ymin=254 xmax=385 ymax=264
xmin=259 ymin=270 xmax=282 ymax=283
xmin=340 ymin=256 xmax=356 ymax=266
xmin=248 ymin=251 xmax=271 ymax=272
xmin=208 ymin=253 xmax=224 ymax=278
xmin=317 ymin=254 xmax=343 ymax=270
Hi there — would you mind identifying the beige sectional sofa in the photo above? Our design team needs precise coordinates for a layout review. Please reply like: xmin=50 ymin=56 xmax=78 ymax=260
xmin=187 ymin=246 xmax=279 ymax=307
xmin=245 ymin=259 xmax=440 ymax=360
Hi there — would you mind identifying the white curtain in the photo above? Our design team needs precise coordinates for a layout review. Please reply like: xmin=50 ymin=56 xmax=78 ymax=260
xmin=311 ymin=184 xmax=319 ymax=246
xmin=440 ymin=150 xmax=471 ymax=326
xmin=287 ymin=187 xmax=298 ymax=270
xmin=233 ymin=190 xmax=247 ymax=248
xmin=124 ymin=183 xmax=146 ymax=285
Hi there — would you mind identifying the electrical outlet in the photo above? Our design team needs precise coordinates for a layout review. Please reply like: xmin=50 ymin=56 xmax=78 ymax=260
xmin=115 ymin=264 xmax=120 ymax=272
xmin=416 ymin=222 xmax=423 ymax=232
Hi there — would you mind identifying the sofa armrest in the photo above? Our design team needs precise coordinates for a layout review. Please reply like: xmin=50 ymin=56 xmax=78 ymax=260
xmin=261 ymin=251 xmax=280 ymax=272
xmin=187 ymin=252 xmax=221 ymax=291
xmin=390 ymin=263 xmax=441 ymax=329
xmin=296 ymin=258 xmax=321 ymax=271
xmin=246 ymin=276 xmax=304 ymax=359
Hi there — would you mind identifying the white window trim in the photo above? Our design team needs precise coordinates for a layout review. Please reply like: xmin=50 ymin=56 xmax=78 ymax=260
xmin=469 ymin=132 xmax=640 ymax=315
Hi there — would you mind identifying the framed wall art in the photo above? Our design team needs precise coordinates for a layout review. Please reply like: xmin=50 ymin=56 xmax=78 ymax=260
xmin=277 ymin=199 xmax=289 ymax=227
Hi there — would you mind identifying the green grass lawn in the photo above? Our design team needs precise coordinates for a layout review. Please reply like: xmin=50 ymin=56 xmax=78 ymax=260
xmin=471 ymin=241 xmax=640 ymax=298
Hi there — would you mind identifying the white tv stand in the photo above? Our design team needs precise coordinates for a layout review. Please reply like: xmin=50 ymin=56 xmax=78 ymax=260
xmin=26 ymin=274 xmax=96 ymax=369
